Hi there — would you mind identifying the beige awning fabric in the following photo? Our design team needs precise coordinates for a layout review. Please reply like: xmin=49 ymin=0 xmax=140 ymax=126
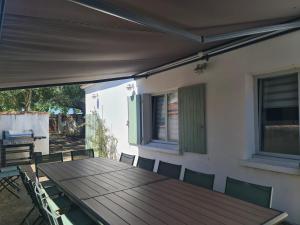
xmin=0 ymin=0 xmax=300 ymax=88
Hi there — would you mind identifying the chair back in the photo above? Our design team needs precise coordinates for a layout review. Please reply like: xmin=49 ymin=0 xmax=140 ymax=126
xmin=157 ymin=161 xmax=182 ymax=179
xmin=225 ymin=177 xmax=273 ymax=208
xmin=71 ymin=149 xmax=94 ymax=161
xmin=20 ymin=171 xmax=31 ymax=195
xmin=119 ymin=153 xmax=135 ymax=165
xmin=35 ymin=153 xmax=63 ymax=177
xmin=34 ymin=177 xmax=51 ymax=220
xmin=35 ymin=178 xmax=74 ymax=225
xmin=183 ymin=169 xmax=215 ymax=190
xmin=137 ymin=157 xmax=155 ymax=171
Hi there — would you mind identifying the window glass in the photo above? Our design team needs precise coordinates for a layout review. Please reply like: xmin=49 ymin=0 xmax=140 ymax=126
xmin=259 ymin=74 xmax=299 ymax=155
xmin=167 ymin=93 xmax=179 ymax=142
xmin=152 ymin=95 xmax=166 ymax=140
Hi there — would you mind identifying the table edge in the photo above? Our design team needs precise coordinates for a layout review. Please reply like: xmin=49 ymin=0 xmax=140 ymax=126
xmin=262 ymin=212 xmax=288 ymax=225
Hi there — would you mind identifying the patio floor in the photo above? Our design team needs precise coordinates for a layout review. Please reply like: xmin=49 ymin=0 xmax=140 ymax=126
xmin=0 ymin=164 xmax=47 ymax=225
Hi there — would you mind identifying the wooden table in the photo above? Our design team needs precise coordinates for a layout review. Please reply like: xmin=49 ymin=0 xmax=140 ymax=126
xmin=38 ymin=157 xmax=288 ymax=225
xmin=38 ymin=157 xmax=132 ymax=181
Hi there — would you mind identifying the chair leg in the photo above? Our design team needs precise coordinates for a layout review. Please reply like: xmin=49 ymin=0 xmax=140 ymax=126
xmin=0 ymin=180 xmax=20 ymax=198
xmin=19 ymin=206 xmax=35 ymax=225
xmin=3 ymin=177 xmax=20 ymax=191
xmin=36 ymin=217 xmax=46 ymax=225
xmin=32 ymin=216 xmax=43 ymax=225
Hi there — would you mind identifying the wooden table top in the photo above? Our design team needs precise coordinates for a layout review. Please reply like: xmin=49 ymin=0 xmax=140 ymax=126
xmin=59 ymin=167 xmax=168 ymax=200
xmin=38 ymin=157 xmax=288 ymax=225
xmin=37 ymin=157 xmax=132 ymax=181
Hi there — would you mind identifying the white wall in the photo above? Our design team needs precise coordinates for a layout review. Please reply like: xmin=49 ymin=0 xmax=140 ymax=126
xmin=85 ymin=80 xmax=136 ymax=155
xmin=85 ymin=31 xmax=300 ymax=224
xmin=0 ymin=112 xmax=49 ymax=155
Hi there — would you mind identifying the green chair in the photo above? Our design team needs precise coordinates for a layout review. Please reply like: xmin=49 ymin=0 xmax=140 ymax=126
xmin=136 ymin=157 xmax=155 ymax=171
xmin=0 ymin=166 xmax=20 ymax=198
xmin=35 ymin=152 xmax=63 ymax=177
xmin=157 ymin=161 xmax=182 ymax=179
xmin=225 ymin=177 xmax=273 ymax=208
xmin=20 ymin=171 xmax=46 ymax=225
xmin=119 ymin=153 xmax=135 ymax=165
xmin=71 ymin=149 xmax=94 ymax=161
xmin=183 ymin=168 xmax=215 ymax=190
xmin=34 ymin=179 xmax=98 ymax=225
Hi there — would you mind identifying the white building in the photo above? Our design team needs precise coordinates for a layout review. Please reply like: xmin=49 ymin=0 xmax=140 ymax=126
xmin=84 ymin=31 xmax=300 ymax=224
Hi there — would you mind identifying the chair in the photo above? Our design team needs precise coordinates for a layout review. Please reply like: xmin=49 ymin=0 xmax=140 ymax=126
xmin=183 ymin=168 xmax=215 ymax=190
xmin=157 ymin=161 xmax=182 ymax=179
xmin=34 ymin=179 xmax=97 ymax=225
xmin=136 ymin=157 xmax=155 ymax=171
xmin=225 ymin=177 xmax=273 ymax=208
xmin=0 ymin=166 xmax=20 ymax=198
xmin=71 ymin=149 xmax=94 ymax=161
xmin=20 ymin=171 xmax=46 ymax=225
xmin=119 ymin=153 xmax=135 ymax=165
xmin=35 ymin=152 xmax=63 ymax=177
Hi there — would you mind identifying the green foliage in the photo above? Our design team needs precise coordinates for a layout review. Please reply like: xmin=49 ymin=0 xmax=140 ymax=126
xmin=0 ymin=85 xmax=85 ymax=114
xmin=86 ymin=112 xmax=118 ymax=159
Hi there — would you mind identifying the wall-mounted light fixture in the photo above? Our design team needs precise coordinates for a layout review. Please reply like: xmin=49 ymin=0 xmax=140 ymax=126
xmin=126 ymin=83 xmax=135 ymax=91
xmin=194 ymin=60 xmax=208 ymax=74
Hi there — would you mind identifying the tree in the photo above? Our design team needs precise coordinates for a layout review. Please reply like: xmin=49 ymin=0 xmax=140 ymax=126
xmin=0 ymin=84 xmax=85 ymax=114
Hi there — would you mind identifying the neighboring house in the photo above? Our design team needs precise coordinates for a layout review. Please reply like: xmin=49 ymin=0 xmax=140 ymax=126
xmin=84 ymin=31 xmax=300 ymax=224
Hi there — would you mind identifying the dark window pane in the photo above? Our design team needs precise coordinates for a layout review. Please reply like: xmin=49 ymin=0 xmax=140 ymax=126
xmin=152 ymin=95 xmax=166 ymax=140
xmin=259 ymin=74 xmax=300 ymax=155
xmin=167 ymin=93 xmax=178 ymax=142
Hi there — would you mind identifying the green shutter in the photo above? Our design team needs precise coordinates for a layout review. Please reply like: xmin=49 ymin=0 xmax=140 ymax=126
xmin=179 ymin=84 xmax=206 ymax=154
xmin=128 ymin=95 xmax=141 ymax=144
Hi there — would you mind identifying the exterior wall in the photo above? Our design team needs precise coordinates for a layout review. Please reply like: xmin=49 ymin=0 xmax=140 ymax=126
xmin=85 ymin=80 xmax=136 ymax=155
xmin=0 ymin=112 xmax=49 ymax=155
xmin=85 ymin=31 xmax=300 ymax=224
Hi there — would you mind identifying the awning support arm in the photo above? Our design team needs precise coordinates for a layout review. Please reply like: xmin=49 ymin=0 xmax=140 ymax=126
xmin=69 ymin=0 xmax=300 ymax=44
xmin=0 ymin=0 xmax=6 ymax=40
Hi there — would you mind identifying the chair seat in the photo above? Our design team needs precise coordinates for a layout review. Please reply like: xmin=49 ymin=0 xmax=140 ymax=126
xmin=45 ymin=185 xmax=62 ymax=196
xmin=53 ymin=196 xmax=73 ymax=211
xmin=41 ymin=180 xmax=55 ymax=188
xmin=0 ymin=166 xmax=19 ymax=172
xmin=0 ymin=169 xmax=20 ymax=178
xmin=64 ymin=207 xmax=97 ymax=225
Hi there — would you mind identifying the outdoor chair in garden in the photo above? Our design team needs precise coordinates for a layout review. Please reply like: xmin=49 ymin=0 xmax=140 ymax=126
xmin=0 ymin=166 xmax=20 ymax=198
xmin=35 ymin=152 xmax=63 ymax=178
xmin=34 ymin=178 xmax=98 ymax=225
xmin=119 ymin=153 xmax=135 ymax=165
xmin=225 ymin=177 xmax=273 ymax=208
xmin=183 ymin=168 xmax=215 ymax=190
xmin=20 ymin=171 xmax=43 ymax=225
xmin=157 ymin=161 xmax=182 ymax=179
xmin=71 ymin=149 xmax=94 ymax=161
xmin=136 ymin=157 xmax=155 ymax=172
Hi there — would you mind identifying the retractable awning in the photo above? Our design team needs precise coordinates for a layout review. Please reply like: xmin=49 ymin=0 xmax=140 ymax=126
xmin=0 ymin=0 xmax=300 ymax=89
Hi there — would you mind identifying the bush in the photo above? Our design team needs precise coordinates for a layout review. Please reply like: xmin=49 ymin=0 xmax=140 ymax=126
xmin=85 ymin=112 xmax=118 ymax=159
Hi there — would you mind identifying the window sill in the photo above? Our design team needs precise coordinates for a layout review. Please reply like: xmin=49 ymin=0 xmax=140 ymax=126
xmin=240 ymin=155 xmax=300 ymax=176
xmin=140 ymin=142 xmax=180 ymax=155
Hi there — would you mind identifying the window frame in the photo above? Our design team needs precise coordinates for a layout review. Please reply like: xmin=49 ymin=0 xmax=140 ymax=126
xmin=254 ymin=70 xmax=300 ymax=160
xmin=151 ymin=91 xmax=179 ymax=145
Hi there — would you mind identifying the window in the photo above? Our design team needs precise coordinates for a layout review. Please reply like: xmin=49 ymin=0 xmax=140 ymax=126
xmin=152 ymin=92 xmax=179 ymax=143
xmin=257 ymin=73 xmax=300 ymax=157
